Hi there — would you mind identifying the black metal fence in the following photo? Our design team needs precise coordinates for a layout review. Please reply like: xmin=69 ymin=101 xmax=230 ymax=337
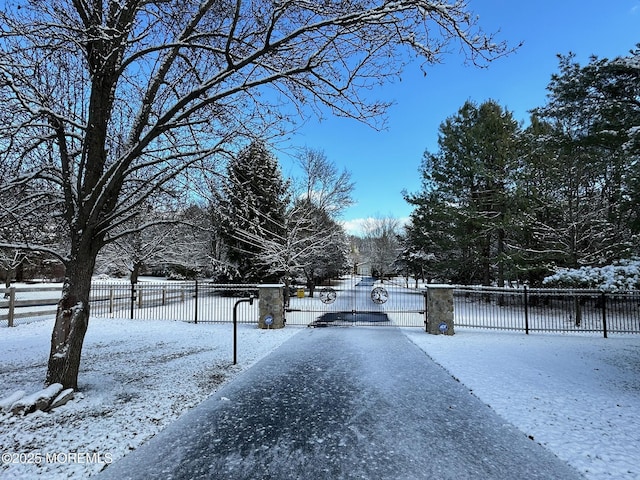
xmin=453 ymin=286 xmax=640 ymax=336
xmin=90 ymin=281 xmax=259 ymax=323
xmin=6 ymin=280 xmax=639 ymax=336
xmin=0 ymin=282 xmax=263 ymax=327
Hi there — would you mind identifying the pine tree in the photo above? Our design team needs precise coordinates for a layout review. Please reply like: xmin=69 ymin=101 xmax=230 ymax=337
xmin=530 ymin=49 xmax=639 ymax=267
xmin=214 ymin=141 xmax=290 ymax=283
xmin=403 ymin=189 xmax=457 ymax=283
xmin=409 ymin=100 xmax=521 ymax=285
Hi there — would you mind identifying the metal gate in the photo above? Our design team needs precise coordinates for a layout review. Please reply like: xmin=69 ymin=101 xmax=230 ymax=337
xmin=285 ymin=275 xmax=426 ymax=327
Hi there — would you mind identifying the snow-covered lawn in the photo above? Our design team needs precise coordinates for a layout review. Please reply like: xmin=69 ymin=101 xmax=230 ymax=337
xmin=0 ymin=318 xmax=302 ymax=479
xmin=403 ymin=329 xmax=640 ymax=480
xmin=1 ymin=318 xmax=639 ymax=480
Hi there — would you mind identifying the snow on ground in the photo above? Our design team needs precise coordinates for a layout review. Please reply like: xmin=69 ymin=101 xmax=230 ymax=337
xmin=403 ymin=329 xmax=640 ymax=480
xmin=0 ymin=318 xmax=302 ymax=479
xmin=1 ymin=317 xmax=639 ymax=480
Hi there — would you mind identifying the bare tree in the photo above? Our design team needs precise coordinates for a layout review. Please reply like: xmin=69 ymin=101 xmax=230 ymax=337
xmin=0 ymin=189 xmax=64 ymax=290
xmin=291 ymin=149 xmax=354 ymax=292
xmin=0 ymin=249 xmax=26 ymax=295
xmin=362 ymin=216 xmax=402 ymax=278
xmin=228 ymin=199 xmax=349 ymax=298
xmin=96 ymin=205 xmax=210 ymax=282
xmin=294 ymin=147 xmax=355 ymax=215
xmin=0 ymin=0 xmax=511 ymax=389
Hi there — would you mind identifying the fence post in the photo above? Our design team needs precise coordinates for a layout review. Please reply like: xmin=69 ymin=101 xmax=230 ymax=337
xmin=8 ymin=287 xmax=15 ymax=327
xmin=258 ymin=284 xmax=285 ymax=329
xmin=194 ymin=280 xmax=199 ymax=324
xmin=523 ymin=286 xmax=529 ymax=335
xmin=423 ymin=290 xmax=429 ymax=332
xmin=425 ymin=285 xmax=454 ymax=335
xmin=109 ymin=288 xmax=115 ymax=315
xmin=601 ymin=292 xmax=608 ymax=339
xmin=130 ymin=283 xmax=135 ymax=319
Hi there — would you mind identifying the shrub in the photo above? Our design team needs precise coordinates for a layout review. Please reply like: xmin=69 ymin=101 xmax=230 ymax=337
xmin=542 ymin=259 xmax=640 ymax=292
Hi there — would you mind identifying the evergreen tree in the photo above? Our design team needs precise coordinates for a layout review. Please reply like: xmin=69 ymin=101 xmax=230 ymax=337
xmin=409 ymin=100 xmax=521 ymax=285
xmin=405 ymin=49 xmax=639 ymax=285
xmin=509 ymin=115 xmax=567 ymax=284
xmin=215 ymin=141 xmax=290 ymax=282
xmin=530 ymin=49 xmax=639 ymax=266
xmin=403 ymin=190 xmax=456 ymax=283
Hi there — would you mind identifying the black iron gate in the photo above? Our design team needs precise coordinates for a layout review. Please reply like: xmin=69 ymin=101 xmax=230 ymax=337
xmin=285 ymin=275 xmax=426 ymax=327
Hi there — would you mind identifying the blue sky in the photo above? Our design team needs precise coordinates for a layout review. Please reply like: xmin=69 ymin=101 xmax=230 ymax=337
xmin=278 ymin=1 xmax=639 ymax=235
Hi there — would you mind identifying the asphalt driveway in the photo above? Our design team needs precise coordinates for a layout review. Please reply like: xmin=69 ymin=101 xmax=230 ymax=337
xmin=99 ymin=327 xmax=583 ymax=479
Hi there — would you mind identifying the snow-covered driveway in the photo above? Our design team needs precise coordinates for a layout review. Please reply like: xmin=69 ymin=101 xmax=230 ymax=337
xmin=98 ymin=327 xmax=583 ymax=480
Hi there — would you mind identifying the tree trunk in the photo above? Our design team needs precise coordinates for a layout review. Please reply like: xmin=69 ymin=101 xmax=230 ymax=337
xmin=283 ymin=277 xmax=291 ymax=308
xmin=304 ymin=268 xmax=316 ymax=298
xmin=497 ymin=228 xmax=505 ymax=288
xmin=481 ymin=234 xmax=492 ymax=287
xmin=130 ymin=261 xmax=141 ymax=285
xmin=3 ymin=268 xmax=11 ymax=298
xmin=46 ymin=243 xmax=98 ymax=390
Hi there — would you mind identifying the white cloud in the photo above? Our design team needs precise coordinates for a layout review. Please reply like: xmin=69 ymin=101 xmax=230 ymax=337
xmin=340 ymin=218 xmax=370 ymax=236
xmin=340 ymin=216 xmax=410 ymax=237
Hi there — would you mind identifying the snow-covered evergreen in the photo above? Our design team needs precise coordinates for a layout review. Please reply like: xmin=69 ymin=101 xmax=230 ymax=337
xmin=543 ymin=258 xmax=640 ymax=292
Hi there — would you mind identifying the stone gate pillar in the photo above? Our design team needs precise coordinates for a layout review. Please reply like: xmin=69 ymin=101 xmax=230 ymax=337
xmin=425 ymin=285 xmax=455 ymax=336
xmin=258 ymin=284 xmax=285 ymax=329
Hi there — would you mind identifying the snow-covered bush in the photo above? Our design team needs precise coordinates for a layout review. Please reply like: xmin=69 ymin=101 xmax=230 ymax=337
xmin=542 ymin=259 xmax=640 ymax=292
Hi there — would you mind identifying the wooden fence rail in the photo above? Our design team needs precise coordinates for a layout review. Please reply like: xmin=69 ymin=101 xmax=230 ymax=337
xmin=1 ymin=286 xmax=61 ymax=327
xmin=0 ymin=285 xmax=188 ymax=326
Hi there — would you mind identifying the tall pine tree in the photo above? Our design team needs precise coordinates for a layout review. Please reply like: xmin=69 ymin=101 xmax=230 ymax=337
xmin=530 ymin=49 xmax=639 ymax=266
xmin=408 ymin=100 xmax=521 ymax=285
xmin=214 ymin=141 xmax=290 ymax=282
